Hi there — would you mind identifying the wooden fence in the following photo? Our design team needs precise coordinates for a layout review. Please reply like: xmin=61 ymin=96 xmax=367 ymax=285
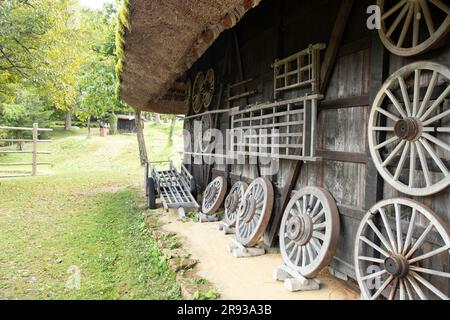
xmin=0 ymin=123 xmax=53 ymax=178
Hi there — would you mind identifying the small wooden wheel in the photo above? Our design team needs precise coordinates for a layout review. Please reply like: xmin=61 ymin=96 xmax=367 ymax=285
xmin=279 ymin=187 xmax=340 ymax=278
xmin=378 ymin=0 xmax=450 ymax=56
xmin=224 ymin=182 xmax=248 ymax=227
xmin=192 ymin=72 xmax=205 ymax=114
xmin=199 ymin=114 xmax=214 ymax=153
xmin=236 ymin=177 xmax=274 ymax=247
xmin=369 ymin=61 xmax=450 ymax=197
xmin=202 ymin=68 xmax=215 ymax=110
xmin=184 ymin=79 xmax=192 ymax=112
xmin=202 ymin=176 xmax=227 ymax=215
xmin=355 ymin=198 xmax=450 ymax=300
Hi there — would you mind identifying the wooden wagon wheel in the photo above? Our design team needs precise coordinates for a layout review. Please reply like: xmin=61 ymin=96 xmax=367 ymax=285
xmin=192 ymin=72 xmax=205 ymax=114
xmin=355 ymin=198 xmax=450 ymax=300
xmin=368 ymin=61 xmax=450 ymax=197
xmin=279 ymin=187 xmax=340 ymax=278
xmin=378 ymin=0 xmax=450 ymax=56
xmin=202 ymin=68 xmax=215 ymax=110
xmin=185 ymin=79 xmax=192 ymax=112
xmin=224 ymin=182 xmax=248 ymax=227
xmin=202 ymin=176 xmax=227 ymax=215
xmin=198 ymin=114 xmax=215 ymax=154
xmin=236 ymin=177 xmax=274 ymax=247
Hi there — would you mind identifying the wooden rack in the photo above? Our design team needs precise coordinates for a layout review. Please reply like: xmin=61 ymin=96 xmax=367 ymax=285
xmin=272 ymin=43 xmax=326 ymax=95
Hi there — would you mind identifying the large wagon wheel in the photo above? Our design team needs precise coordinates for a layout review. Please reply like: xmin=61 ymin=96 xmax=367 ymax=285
xmin=202 ymin=68 xmax=215 ymax=110
xmin=192 ymin=72 xmax=205 ymax=114
xmin=202 ymin=176 xmax=227 ymax=215
xmin=279 ymin=187 xmax=340 ymax=278
xmin=355 ymin=198 xmax=450 ymax=300
xmin=224 ymin=182 xmax=248 ymax=227
xmin=236 ymin=177 xmax=274 ymax=247
xmin=378 ymin=0 xmax=450 ymax=56
xmin=368 ymin=61 xmax=450 ymax=197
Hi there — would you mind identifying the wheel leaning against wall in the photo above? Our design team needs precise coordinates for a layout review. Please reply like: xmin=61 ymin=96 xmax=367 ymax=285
xmin=279 ymin=187 xmax=340 ymax=278
xmin=377 ymin=0 xmax=450 ymax=57
xmin=224 ymin=181 xmax=248 ymax=227
xmin=202 ymin=68 xmax=215 ymax=110
xmin=355 ymin=198 xmax=450 ymax=300
xmin=236 ymin=177 xmax=274 ymax=247
xmin=202 ymin=176 xmax=227 ymax=216
xmin=192 ymin=72 xmax=205 ymax=114
xmin=368 ymin=61 xmax=450 ymax=197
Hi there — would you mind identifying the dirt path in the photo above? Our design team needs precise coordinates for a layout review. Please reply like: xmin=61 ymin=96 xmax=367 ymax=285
xmin=162 ymin=211 xmax=360 ymax=300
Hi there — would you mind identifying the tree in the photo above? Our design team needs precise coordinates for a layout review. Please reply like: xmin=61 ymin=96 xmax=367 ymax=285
xmin=135 ymin=108 xmax=148 ymax=166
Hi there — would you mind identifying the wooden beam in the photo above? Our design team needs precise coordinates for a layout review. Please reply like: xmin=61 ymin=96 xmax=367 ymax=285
xmin=364 ymin=33 xmax=389 ymax=211
xmin=320 ymin=95 xmax=369 ymax=111
xmin=264 ymin=160 xmax=303 ymax=247
xmin=316 ymin=150 xmax=367 ymax=164
xmin=320 ymin=0 xmax=355 ymax=94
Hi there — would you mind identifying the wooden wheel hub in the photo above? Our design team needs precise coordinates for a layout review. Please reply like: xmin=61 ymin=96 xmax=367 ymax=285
xmin=204 ymin=185 xmax=217 ymax=203
xmin=286 ymin=214 xmax=313 ymax=246
xmin=384 ymin=255 xmax=409 ymax=278
xmin=394 ymin=118 xmax=421 ymax=141
xmin=225 ymin=193 xmax=238 ymax=213
xmin=224 ymin=182 xmax=248 ymax=227
xmin=239 ymin=197 xmax=257 ymax=223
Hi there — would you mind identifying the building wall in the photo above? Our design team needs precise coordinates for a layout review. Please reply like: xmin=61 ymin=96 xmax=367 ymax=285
xmin=185 ymin=0 xmax=450 ymax=282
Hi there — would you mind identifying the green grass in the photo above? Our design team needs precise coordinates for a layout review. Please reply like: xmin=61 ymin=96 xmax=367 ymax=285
xmin=0 ymin=122 xmax=184 ymax=299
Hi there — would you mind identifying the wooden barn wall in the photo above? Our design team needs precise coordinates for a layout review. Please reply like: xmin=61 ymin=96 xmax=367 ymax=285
xmin=185 ymin=0 xmax=450 ymax=281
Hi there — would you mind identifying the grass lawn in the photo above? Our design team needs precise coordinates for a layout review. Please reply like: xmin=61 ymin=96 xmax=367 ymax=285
xmin=0 ymin=123 xmax=184 ymax=299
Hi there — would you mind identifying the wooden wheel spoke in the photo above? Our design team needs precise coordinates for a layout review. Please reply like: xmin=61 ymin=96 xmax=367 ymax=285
xmin=417 ymin=71 xmax=439 ymax=119
xmin=429 ymin=0 xmax=450 ymax=14
xmin=386 ymin=90 xmax=408 ymax=118
xmin=395 ymin=204 xmax=403 ymax=253
xmin=408 ymin=142 xmax=416 ymax=188
xmin=367 ymin=219 xmax=395 ymax=253
xmin=398 ymin=76 xmax=412 ymax=116
xmin=413 ymin=2 xmax=420 ymax=47
xmin=388 ymin=278 xmax=400 ymax=300
xmin=382 ymin=140 xmax=407 ymax=168
xmin=373 ymin=126 xmax=394 ymax=131
xmin=415 ymin=141 xmax=432 ymax=187
xmin=376 ymin=107 xmax=401 ymax=122
xmin=410 ymin=266 xmax=450 ymax=279
xmin=420 ymin=0 xmax=436 ymax=36
xmin=358 ymin=256 xmax=385 ymax=264
xmin=406 ymin=275 xmax=428 ymax=300
xmin=379 ymin=208 xmax=399 ymax=251
xmin=313 ymin=222 xmax=327 ymax=231
xmin=375 ymin=136 xmax=400 ymax=150
xmin=420 ymin=85 xmax=450 ymax=122
xmin=361 ymin=269 xmax=387 ymax=282
xmin=405 ymin=222 xmax=434 ymax=259
xmin=371 ymin=275 xmax=394 ymax=300
xmin=360 ymin=236 xmax=390 ymax=257
xmin=422 ymin=133 xmax=450 ymax=153
xmin=394 ymin=141 xmax=410 ymax=181
xmin=387 ymin=3 xmax=411 ymax=38
xmin=403 ymin=208 xmax=417 ymax=254
xmin=409 ymin=244 xmax=450 ymax=264
xmin=411 ymin=271 xmax=449 ymax=299
xmin=413 ymin=69 xmax=421 ymax=116
xmin=399 ymin=279 xmax=407 ymax=300
xmin=419 ymin=138 xmax=449 ymax=175
xmin=382 ymin=0 xmax=408 ymax=20
xmin=398 ymin=4 xmax=414 ymax=47
xmin=312 ymin=209 xmax=325 ymax=223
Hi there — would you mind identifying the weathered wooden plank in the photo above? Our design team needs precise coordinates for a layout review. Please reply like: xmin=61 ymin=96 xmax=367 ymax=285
xmin=320 ymin=95 xmax=369 ymax=110
xmin=316 ymin=149 xmax=367 ymax=164
xmin=320 ymin=0 xmax=355 ymax=94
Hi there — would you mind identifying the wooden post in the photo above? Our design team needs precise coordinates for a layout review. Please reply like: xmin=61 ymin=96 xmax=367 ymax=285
xmin=32 ymin=123 xmax=38 ymax=176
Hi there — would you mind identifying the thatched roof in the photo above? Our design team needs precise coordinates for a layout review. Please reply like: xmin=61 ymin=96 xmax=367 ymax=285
xmin=118 ymin=0 xmax=261 ymax=114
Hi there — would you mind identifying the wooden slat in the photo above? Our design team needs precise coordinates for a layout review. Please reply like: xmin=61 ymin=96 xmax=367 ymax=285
xmin=320 ymin=95 xmax=369 ymax=110
xmin=0 ymin=126 xmax=52 ymax=132
xmin=320 ymin=0 xmax=355 ymax=94
xmin=316 ymin=149 xmax=368 ymax=164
